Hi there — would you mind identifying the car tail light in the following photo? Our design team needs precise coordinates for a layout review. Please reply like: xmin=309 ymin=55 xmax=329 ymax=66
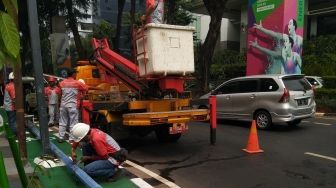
xmin=279 ymin=88 xmax=290 ymax=103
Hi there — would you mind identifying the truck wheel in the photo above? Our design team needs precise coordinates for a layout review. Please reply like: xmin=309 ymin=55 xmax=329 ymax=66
xmin=254 ymin=110 xmax=272 ymax=130
xmin=155 ymin=125 xmax=181 ymax=143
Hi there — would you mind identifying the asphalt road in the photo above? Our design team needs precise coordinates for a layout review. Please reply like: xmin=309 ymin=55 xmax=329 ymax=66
xmin=123 ymin=116 xmax=336 ymax=188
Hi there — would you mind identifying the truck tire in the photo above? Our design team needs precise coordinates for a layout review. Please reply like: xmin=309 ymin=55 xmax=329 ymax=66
xmin=155 ymin=124 xmax=181 ymax=143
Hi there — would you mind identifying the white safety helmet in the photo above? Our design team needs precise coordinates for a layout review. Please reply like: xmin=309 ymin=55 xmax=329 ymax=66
xmin=8 ymin=72 xmax=14 ymax=80
xmin=78 ymin=79 xmax=85 ymax=84
xmin=71 ymin=123 xmax=90 ymax=142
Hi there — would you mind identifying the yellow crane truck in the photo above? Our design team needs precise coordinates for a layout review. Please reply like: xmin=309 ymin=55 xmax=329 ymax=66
xmin=76 ymin=24 xmax=209 ymax=142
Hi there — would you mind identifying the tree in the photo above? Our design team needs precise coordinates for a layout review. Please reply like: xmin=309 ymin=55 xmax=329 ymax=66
xmin=114 ymin=0 xmax=126 ymax=52
xmin=35 ymin=0 xmax=94 ymax=60
xmin=0 ymin=0 xmax=27 ymax=158
xmin=198 ymin=0 xmax=228 ymax=92
xmin=166 ymin=0 xmax=194 ymax=26
xmin=64 ymin=0 xmax=91 ymax=60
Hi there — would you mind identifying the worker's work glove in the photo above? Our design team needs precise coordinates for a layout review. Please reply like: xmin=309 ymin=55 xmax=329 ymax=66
xmin=71 ymin=151 xmax=77 ymax=163
xmin=141 ymin=15 xmax=146 ymax=23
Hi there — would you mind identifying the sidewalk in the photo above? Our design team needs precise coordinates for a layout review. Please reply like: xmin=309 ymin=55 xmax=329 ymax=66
xmin=315 ymin=112 xmax=336 ymax=117
xmin=0 ymin=132 xmax=33 ymax=188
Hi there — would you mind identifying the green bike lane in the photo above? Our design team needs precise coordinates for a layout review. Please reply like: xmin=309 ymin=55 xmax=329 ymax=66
xmin=25 ymin=134 xmax=137 ymax=188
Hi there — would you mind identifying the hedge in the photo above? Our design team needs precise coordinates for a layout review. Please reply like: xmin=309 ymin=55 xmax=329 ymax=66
xmin=321 ymin=76 xmax=336 ymax=89
xmin=315 ymin=88 xmax=336 ymax=99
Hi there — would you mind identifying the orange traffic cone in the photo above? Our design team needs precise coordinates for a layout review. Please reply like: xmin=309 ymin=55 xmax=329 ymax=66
xmin=242 ymin=120 xmax=264 ymax=154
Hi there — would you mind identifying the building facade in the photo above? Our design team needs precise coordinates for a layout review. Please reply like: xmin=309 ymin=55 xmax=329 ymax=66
xmin=191 ymin=0 xmax=336 ymax=52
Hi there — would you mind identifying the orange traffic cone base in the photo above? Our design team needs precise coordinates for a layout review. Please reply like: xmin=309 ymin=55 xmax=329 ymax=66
xmin=242 ymin=148 xmax=264 ymax=154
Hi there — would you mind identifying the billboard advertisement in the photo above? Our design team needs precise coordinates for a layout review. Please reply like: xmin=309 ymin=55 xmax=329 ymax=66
xmin=246 ymin=0 xmax=305 ymax=75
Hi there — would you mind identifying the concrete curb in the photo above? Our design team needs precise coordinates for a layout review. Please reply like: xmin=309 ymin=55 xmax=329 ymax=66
xmin=315 ymin=112 xmax=336 ymax=117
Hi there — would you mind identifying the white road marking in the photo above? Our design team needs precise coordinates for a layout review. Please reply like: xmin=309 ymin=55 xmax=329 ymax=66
xmin=314 ymin=122 xmax=332 ymax=126
xmin=304 ymin=152 xmax=336 ymax=162
xmin=315 ymin=116 xmax=336 ymax=120
xmin=131 ymin=178 xmax=154 ymax=188
xmin=302 ymin=121 xmax=332 ymax=126
xmin=125 ymin=160 xmax=181 ymax=188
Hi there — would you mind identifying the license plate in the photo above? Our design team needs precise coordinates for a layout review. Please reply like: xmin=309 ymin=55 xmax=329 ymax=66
xmin=169 ymin=123 xmax=188 ymax=134
xmin=297 ymin=99 xmax=308 ymax=106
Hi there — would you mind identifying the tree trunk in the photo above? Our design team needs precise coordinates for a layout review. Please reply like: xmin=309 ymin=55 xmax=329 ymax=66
xmin=13 ymin=60 xmax=26 ymax=158
xmin=114 ymin=0 xmax=126 ymax=52
xmin=130 ymin=0 xmax=136 ymax=59
xmin=14 ymin=1 xmax=29 ymax=158
xmin=198 ymin=0 xmax=227 ymax=92
xmin=166 ymin=0 xmax=176 ymax=24
xmin=65 ymin=0 xmax=85 ymax=59
xmin=130 ymin=0 xmax=135 ymax=25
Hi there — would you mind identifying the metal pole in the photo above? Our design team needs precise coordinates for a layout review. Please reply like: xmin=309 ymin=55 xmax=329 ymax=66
xmin=27 ymin=122 xmax=102 ymax=188
xmin=209 ymin=95 xmax=217 ymax=145
xmin=27 ymin=0 xmax=51 ymax=155
xmin=0 ymin=152 xmax=10 ymax=188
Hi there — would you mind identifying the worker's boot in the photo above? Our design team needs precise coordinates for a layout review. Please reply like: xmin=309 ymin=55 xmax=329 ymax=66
xmin=108 ymin=168 xmax=125 ymax=182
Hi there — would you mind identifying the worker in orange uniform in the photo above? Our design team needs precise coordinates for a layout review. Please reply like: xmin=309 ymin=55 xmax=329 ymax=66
xmin=3 ymin=72 xmax=16 ymax=135
xmin=70 ymin=123 xmax=127 ymax=179
xmin=58 ymin=69 xmax=88 ymax=142
xmin=44 ymin=77 xmax=61 ymax=127
xmin=141 ymin=0 xmax=165 ymax=24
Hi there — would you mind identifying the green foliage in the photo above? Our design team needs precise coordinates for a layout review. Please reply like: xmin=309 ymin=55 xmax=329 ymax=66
xmin=92 ymin=20 xmax=115 ymax=46
xmin=213 ymin=49 xmax=246 ymax=65
xmin=2 ymin=0 xmax=18 ymax=21
xmin=166 ymin=0 xmax=194 ymax=26
xmin=321 ymin=76 xmax=336 ymax=89
xmin=315 ymin=88 xmax=336 ymax=100
xmin=0 ymin=51 xmax=4 ymax=69
xmin=302 ymin=35 xmax=336 ymax=66
xmin=302 ymin=35 xmax=336 ymax=76
xmin=315 ymin=99 xmax=336 ymax=113
xmin=0 ymin=11 xmax=20 ymax=59
xmin=209 ymin=50 xmax=246 ymax=87
xmin=210 ymin=63 xmax=246 ymax=87
xmin=302 ymin=63 xmax=336 ymax=76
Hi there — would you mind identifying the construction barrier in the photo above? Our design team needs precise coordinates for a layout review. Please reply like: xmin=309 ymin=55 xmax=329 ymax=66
xmin=0 ymin=151 xmax=10 ymax=188
xmin=209 ymin=95 xmax=217 ymax=145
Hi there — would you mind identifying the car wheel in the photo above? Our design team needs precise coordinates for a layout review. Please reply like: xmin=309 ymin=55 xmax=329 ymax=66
xmin=255 ymin=110 xmax=272 ymax=130
xmin=155 ymin=124 xmax=181 ymax=143
xmin=287 ymin=119 xmax=301 ymax=126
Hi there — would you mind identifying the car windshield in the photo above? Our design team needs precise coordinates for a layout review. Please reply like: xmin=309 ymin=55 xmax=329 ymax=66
xmin=283 ymin=77 xmax=311 ymax=91
xmin=305 ymin=77 xmax=318 ymax=86
xmin=316 ymin=77 xmax=323 ymax=84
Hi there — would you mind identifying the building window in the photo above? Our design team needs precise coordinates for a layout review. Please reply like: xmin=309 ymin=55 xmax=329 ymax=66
xmin=80 ymin=23 xmax=93 ymax=31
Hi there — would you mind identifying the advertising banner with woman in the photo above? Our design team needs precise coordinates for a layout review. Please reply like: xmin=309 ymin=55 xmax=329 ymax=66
xmin=246 ymin=0 xmax=305 ymax=75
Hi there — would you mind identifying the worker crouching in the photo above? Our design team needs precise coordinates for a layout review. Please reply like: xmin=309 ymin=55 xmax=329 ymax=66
xmin=70 ymin=123 xmax=128 ymax=180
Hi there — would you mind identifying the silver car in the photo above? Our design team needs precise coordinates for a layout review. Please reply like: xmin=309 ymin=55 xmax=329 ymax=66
xmin=196 ymin=74 xmax=316 ymax=129
xmin=305 ymin=76 xmax=323 ymax=88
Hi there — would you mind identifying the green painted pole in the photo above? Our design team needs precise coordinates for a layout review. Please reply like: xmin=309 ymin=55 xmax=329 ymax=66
xmin=4 ymin=123 xmax=28 ymax=188
xmin=0 ymin=152 xmax=10 ymax=188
